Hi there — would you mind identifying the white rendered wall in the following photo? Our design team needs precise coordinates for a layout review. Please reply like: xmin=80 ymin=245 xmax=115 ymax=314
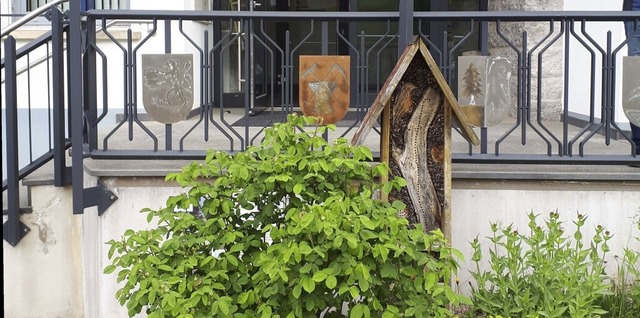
xmin=451 ymin=179 xmax=640 ymax=295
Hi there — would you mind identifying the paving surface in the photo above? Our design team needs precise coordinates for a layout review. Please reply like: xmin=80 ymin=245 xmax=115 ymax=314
xmin=84 ymin=107 xmax=640 ymax=181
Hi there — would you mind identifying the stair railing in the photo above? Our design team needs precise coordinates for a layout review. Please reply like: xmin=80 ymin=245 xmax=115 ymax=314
xmin=2 ymin=4 xmax=70 ymax=246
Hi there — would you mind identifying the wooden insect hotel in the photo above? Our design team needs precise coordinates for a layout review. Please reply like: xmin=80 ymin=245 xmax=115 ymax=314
xmin=352 ymin=37 xmax=480 ymax=241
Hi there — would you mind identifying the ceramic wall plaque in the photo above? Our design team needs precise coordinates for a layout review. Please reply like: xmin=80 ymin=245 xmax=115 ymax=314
xmin=299 ymin=55 xmax=350 ymax=125
xmin=142 ymin=54 xmax=194 ymax=124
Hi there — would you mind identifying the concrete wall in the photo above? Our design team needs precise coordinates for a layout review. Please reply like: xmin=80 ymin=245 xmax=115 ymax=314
xmin=4 ymin=175 xmax=639 ymax=317
xmin=3 ymin=186 xmax=84 ymax=318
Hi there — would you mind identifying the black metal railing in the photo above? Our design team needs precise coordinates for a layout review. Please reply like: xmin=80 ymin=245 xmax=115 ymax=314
xmin=77 ymin=9 xmax=639 ymax=164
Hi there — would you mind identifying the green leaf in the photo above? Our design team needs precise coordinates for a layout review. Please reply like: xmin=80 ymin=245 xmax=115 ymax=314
xmin=338 ymin=284 xmax=350 ymax=296
xmin=260 ymin=305 xmax=272 ymax=318
xmin=299 ymin=244 xmax=313 ymax=255
xmin=104 ymin=265 xmax=117 ymax=274
xmin=350 ymin=303 xmax=364 ymax=318
xmin=157 ymin=265 xmax=173 ymax=272
xmin=404 ymin=307 xmax=415 ymax=316
xmin=278 ymin=269 xmax=289 ymax=282
xmin=312 ymin=271 xmax=328 ymax=282
xmin=300 ymin=213 xmax=314 ymax=229
xmin=359 ymin=215 xmax=375 ymax=230
xmin=237 ymin=291 xmax=249 ymax=304
xmin=325 ymin=275 xmax=337 ymax=289
xmin=292 ymin=284 xmax=302 ymax=299
xmin=302 ymin=276 xmax=316 ymax=293
xmin=293 ymin=184 xmax=303 ymax=195
xmin=219 ymin=299 xmax=230 ymax=315
xmin=149 ymin=289 xmax=156 ymax=304
xmin=226 ymin=254 xmax=239 ymax=267
xmin=349 ymin=286 xmax=360 ymax=299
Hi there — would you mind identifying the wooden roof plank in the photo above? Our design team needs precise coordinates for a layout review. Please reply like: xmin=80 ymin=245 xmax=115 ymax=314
xmin=350 ymin=39 xmax=419 ymax=146
xmin=417 ymin=39 xmax=480 ymax=145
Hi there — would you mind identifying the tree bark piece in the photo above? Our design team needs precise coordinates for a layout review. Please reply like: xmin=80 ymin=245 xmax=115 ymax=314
xmin=390 ymin=84 xmax=443 ymax=231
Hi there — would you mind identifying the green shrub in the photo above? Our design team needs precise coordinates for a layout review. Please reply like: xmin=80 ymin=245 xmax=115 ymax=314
xmin=469 ymin=212 xmax=613 ymax=318
xmin=105 ymin=114 xmax=469 ymax=318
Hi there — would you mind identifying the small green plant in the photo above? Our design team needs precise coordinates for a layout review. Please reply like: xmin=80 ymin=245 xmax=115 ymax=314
xmin=469 ymin=211 xmax=613 ymax=318
xmin=598 ymin=212 xmax=640 ymax=318
xmin=105 ymin=114 xmax=469 ymax=317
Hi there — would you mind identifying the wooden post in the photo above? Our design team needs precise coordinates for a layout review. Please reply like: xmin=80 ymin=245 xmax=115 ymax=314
xmin=380 ymin=100 xmax=391 ymax=202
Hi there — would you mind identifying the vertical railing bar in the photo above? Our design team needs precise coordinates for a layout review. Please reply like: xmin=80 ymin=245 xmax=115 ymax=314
xmin=27 ymin=54 xmax=34 ymax=163
xmin=244 ymin=18 xmax=251 ymax=150
xmin=66 ymin=21 xmax=73 ymax=141
xmin=52 ymin=8 xmax=67 ymax=186
xmin=480 ymin=10 xmax=489 ymax=155
xmin=165 ymin=19 xmax=172 ymax=151
xmin=203 ymin=29 xmax=210 ymax=144
xmin=321 ymin=21 xmax=328 ymax=54
xmin=604 ymin=32 xmax=612 ymax=145
xmin=359 ymin=31 xmax=365 ymax=119
xmin=85 ymin=16 xmax=98 ymax=151
xmin=520 ymin=31 xmax=527 ymax=145
xmin=285 ymin=30 xmax=290 ymax=114
xmin=564 ymin=19 xmax=571 ymax=155
xmin=608 ymin=24 xmax=636 ymax=155
xmin=127 ymin=29 xmax=134 ymax=140
xmin=70 ymin=0 xmax=86 ymax=214
xmin=46 ymin=42 xmax=53 ymax=151
xmin=442 ymin=31 xmax=448 ymax=82
xmin=3 ymin=36 xmax=26 ymax=246
xmin=398 ymin=0 xmax=414 ymax=58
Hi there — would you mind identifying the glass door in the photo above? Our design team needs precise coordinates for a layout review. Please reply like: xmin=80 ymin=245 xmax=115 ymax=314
xmin=217 ymin=0 xmax=267 ymax=110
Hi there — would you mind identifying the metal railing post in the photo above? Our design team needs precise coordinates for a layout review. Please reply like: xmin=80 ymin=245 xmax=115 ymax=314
xmin=398 ymin=0 xmax=414 ymax=56
xmin=51 ymin=8 xmax=70 ymax=186
xmin=2 ymin=36 xmax=30 ymax=246
xmin=84 ymin=16 xmax=98 ymax=150
xmin=69 ymin=0 xmax=85 ymax=214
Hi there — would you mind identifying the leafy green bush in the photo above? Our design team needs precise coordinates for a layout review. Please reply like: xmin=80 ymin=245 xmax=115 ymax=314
xmin=105 ymin=114 xmax=469 ymax=318
xmin=469 ymin=212 xmax=613 ymax=318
